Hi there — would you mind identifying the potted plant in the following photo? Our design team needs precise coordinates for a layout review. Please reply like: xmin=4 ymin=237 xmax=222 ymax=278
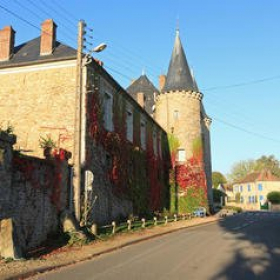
xmin=39 ymin=135 xmax=56 ymax=159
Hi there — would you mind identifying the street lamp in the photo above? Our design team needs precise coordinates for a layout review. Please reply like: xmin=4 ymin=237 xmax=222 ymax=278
xmin=92 ymin=43 xmax=107 ymax=53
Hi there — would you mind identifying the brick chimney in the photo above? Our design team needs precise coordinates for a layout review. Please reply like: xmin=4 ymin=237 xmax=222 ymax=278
xmin=40 ymin=19 xmax=57 ymax=56
xmin=137 ymin=92 xmax=145 ymax=108
xmin=159 ymin=74 xmax=166 ymax=92
xmin=0 ymin=26 xmax=15 ymax=61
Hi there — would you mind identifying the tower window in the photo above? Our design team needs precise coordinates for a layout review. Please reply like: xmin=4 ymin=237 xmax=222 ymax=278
xmin=177 ymin=149 xmax=186 ymax=162
xmin=174 ymin=110 xmax=179 ymax=120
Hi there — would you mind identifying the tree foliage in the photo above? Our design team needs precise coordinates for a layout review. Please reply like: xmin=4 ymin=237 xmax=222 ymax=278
xmin=228 ymin=155 xmax=280 ymax=183
xmin=267 ymin=191 xmax=280 ymax=204
xmin=212 ymin=171 xmax=227 ymax=188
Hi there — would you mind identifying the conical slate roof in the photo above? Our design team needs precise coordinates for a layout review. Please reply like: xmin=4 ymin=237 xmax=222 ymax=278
xmin=163 ymin=30 xmax=197 ymax=92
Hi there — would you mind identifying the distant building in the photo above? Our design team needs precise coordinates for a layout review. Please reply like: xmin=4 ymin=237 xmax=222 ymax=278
xmin=232 ymin=170 xmax=280 ymax=210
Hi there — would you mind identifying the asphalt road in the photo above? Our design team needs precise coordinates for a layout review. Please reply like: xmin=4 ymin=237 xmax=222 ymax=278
xmin=32 ymin=212 xmax=280 ymax=280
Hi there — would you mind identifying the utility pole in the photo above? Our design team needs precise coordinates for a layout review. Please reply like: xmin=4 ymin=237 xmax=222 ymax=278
xmin=73 ymin=20 xmax=85 ymax=222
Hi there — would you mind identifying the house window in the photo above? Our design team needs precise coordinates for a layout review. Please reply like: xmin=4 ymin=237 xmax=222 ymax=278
xmin=240 ymin=185 xmax=243 ymax=192
xmin=103 ymin=92 xmax=113 ymax=131
xmin=174 ymin=110 xmax=179 ymax=120
xmin=259 ymin=195 xmax=264 ymax=201
xmin=153 ymin=130 xmax=158 ymax=157
xmin=258 ymin=183 xmax=263 ymax=191
xmin=126 ymin=108 xmax=133 ymax=142
xmin=177 ymin=149 xmax=186 ymax=162
xmin=247 ymin=184 xmax=251 ymax=192
xmin=140 ymin=120 xmax=146 ymax=150
xmin=158 ymin=133 xmax=162 ymax=158
xmin=240 ymin=196 xmax=244 ymax=204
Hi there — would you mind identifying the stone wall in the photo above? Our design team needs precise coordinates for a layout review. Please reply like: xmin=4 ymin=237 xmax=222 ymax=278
xmin=0 ymin=60 xmax=77 ymax=161
xmin=0 ymin=133 xmax=71 ymax=257
xmin=155 ymin=91 xmax=202 ymax=159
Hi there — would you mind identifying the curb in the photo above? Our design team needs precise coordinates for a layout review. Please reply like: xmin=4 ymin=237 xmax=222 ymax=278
xmin=6 ymin=218 xmax=220 ymax=280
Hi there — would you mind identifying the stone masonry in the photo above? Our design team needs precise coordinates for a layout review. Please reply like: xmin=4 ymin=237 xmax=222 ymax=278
xmin=0 ymin=132 xmax=71 ymax=257
xmin=0 ymin=61 xmax=77 ymax=161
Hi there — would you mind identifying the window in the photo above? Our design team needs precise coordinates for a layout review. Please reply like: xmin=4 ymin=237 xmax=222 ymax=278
xmin=240 ymin=185 xmax=243 ymax=192
xmin=153 ymin=130 xmax=158 ymax=156
xmin=126 ymin=108 xmax=133 ymax=142
xmin=103 ymin=92 xmax=113 ymax=131
xmin=259 ymin=195 xmax=264 ymax=201
xmin=234 ymin=185 xmax=239 ymax=193
xmin=158 ymin=133 xmax=162 ymax=158
xmin=240 ymin=196 xmax=244 ymax=204
xmin=247 ymin=184 xmax=251 ymax=192
xmin=177 ymin=149 xmax=186 ymax=162
xmin=258 ymin=183 xmax=263 ymax=191
xmin=174 ymin=110 xmax=179 ymax=120
xmin=140 ymin=120 xmax=146 ymax=150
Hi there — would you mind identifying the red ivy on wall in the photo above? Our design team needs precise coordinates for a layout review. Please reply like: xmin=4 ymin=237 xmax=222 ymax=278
xmin=86 ymin=73 xmax=168 ymax=212
xmin=12 ymin=149 xmax=67 ymax=212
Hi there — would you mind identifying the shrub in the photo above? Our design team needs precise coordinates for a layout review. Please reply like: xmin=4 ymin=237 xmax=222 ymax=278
xmin=267 ymin=191 xmax=280 ymax=204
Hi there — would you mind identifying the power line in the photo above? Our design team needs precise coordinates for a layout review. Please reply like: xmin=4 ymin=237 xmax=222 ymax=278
xmin=23 ymin=0 xmax=77 ymax=43
xmin=213 ymin=116 xmax=280 ymax=144
xmin=203 ymin=75 xmax=280 ymax=92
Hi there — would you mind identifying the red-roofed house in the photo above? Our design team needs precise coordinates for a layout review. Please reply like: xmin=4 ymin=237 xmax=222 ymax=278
xmin=232 ymin=170 xmax=280 ymax=210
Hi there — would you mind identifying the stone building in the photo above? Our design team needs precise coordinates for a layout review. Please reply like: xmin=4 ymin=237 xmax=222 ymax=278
xmin=127 ymin=30 xmax=213 ymax=211
xmin=0 ymin=19 xmax=170 ymax=225
xmin=127 ymin=73 xmax=160 ymax=116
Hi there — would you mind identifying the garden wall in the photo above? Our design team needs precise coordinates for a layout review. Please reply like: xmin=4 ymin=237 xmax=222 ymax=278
xmin=0 ymin=132 xmax=71 ymax=256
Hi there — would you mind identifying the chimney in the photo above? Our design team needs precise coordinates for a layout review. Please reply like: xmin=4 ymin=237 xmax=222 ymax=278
xmin=0 ymin=26 xmax=15 ymax=61
xmin=137 ymin=92 xmax=145 ymax=108
xmin=159 ymin=74 xmax=166 ymax=92
xmin=40 ymin=19 xmax=57 ymax=56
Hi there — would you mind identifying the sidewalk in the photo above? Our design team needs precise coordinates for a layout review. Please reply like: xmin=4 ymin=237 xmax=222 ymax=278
xmin=0 ymin=216 xmax=220 ymax=280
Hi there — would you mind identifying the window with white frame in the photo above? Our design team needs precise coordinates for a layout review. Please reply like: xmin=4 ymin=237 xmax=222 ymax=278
xmin=103 ymin=92 xmax=113 ymax=131
xmin=126 ymin=107 xmax=133 ymax=142
xmin=177 ymin=149 xmax=186 ymax=162
xmin=140 ymin=119 xmax=146 ymax=150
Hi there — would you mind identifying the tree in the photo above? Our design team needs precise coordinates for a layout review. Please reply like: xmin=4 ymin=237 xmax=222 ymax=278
xmin=228 ymin=159 xmax=255 ymax=183
xmin=228 ymin=155 xmax=280 ymax=183
xmin=267 ymin=191 xmax=280 ymax=204
xmin=212 ymin=171 xmax=227 ymax=188
xmin=254 ymin=155 xmax=280 ymax=177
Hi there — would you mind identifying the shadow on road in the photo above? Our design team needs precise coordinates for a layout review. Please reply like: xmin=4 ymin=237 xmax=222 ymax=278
xmin=210 ymin=212 xmax=280 ymax=280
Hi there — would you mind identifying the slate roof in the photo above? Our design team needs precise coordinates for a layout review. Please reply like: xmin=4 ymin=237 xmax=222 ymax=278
xmin=127 ymin=74 xmax=159 ymax=115
xmin=0 ymin=37 xmax=77 ymax=68
xmin=163 ymin=30 xmax=197 ymax=93
xmin=236 ymin=170 xmax=280 ymax=184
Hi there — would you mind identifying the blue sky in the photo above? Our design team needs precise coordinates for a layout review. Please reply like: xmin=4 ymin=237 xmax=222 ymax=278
xmin=1 ymin=0 xmax=280 ymax=177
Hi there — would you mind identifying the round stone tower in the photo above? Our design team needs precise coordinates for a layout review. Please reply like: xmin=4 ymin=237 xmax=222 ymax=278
xmin=155 ymin=30 xmax=213 ymax=208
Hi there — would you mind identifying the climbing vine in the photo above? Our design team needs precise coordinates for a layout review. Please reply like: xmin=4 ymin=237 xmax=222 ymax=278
xmin=86 ymin=71 xmax=169 ymax=214
xmin=168 ymin=134 xmax=208 ymax=213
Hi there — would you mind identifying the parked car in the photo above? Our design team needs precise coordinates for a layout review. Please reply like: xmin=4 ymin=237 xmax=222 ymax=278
xmin=193 ymin=207 xmax=206 ymax=217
